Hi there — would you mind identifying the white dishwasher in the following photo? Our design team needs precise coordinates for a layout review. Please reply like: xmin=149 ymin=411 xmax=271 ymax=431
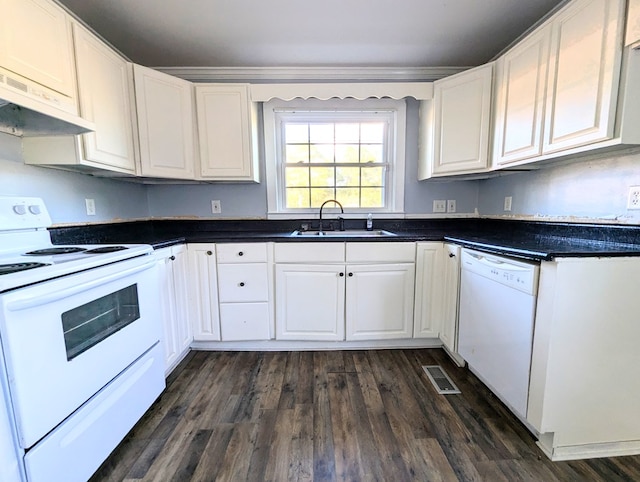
xmin=458 ymin=248 xmax=539 ymax=420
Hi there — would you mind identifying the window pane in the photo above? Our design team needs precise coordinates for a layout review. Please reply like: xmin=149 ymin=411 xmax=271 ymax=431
xmin=310 ymin=167 xmax=335 ymax=187
xmin=285 ymin=145 xmax=309 ymax=164
xmin=309 ymin=124 xmax=334 ymax=143
xmin=360 ymin=144 xmax=383 ymax=164
xmin=336 ymin=188 xmax=360 ymax=208
xmin=285 ymin=124 xmax=309 ymax=143
xmin=335 ymin=123 xmax=360 ymax=143
xmin=361 ymin=167 xmax=384 ymax=187
xmin=361 ymin=188 xmax=384 ymax=208
xmin=310 ymin=145 xmax=334 ymax=163
xmin=336 ymin=166 xmax=360 ymax=187
xmin=361 ymin=123 xmax=385 ymax=143
xmin=335 ymin=144 xmax=360 ymax=163
xmin=286 ymin=188 xmax=310 ymax=208
xmin=285 ymin=167 xmax=309 ymax=187
xmin=311 ymin=188 xmax=335 ymax=207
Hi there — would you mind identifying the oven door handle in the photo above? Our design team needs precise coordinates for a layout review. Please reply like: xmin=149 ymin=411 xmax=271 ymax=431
xmin=5 ymin=260 xmax=155 ymax=311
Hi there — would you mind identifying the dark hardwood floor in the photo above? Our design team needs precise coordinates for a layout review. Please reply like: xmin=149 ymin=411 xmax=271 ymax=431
xmin=91 ymin=349 xmax=640 ymax=481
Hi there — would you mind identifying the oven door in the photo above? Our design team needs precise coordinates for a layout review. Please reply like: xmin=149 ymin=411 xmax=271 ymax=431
xmin=0 ymin=255 xmax=161 ymax=449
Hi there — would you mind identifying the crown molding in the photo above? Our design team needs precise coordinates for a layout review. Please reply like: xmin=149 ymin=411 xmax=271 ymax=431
xmin=152 ymin=66 xmax=469 ymax=83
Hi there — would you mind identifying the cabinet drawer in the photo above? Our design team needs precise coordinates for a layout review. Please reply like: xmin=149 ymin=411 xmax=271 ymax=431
xmin=219 ymin=303 xmax=270 ymax=341
xmin=346 ymin=242 xmax=415 ymax=263
xmin=217 ymin=264 xmax=269 ymax=302
xmin=274 ymin=242 xmax=345 ymax=263
xmin=217 ymin=243 xmax=267 ymax=263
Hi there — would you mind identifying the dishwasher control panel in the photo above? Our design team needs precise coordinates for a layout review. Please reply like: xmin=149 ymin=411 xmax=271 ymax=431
xmin=460 ymin=249 xmax=539 ymax=295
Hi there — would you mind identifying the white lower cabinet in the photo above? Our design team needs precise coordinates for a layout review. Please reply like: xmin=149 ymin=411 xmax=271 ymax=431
xmin=216 ymin=243 xmax=273 ymax=341
xmin=413 ymin=242 xmax=444 ymax=338
xmin=187 ymin=244 xmax=221 ymax=341
xmin=345 ymin=263 xmax=415 ymax=340
xmin=274 ymin=242 xmax=415 ymax=341
xmin=440 ymin=243 xmax=461 ymax=355
xmin=275 ymin=263 xmax=346 ymax=341
xmin=155 ymin=245 xmax=191 ymax=374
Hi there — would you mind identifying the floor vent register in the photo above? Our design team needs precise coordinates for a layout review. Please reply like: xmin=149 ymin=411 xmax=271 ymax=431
xmin=422 ymin=365 xmax=461 ymax=394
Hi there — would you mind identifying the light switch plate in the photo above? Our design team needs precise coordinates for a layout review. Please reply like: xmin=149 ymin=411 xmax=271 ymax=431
xmin=211 ymin=200 xmax=222 ymax=214
xmin=504 ymin=196 xmax=512 ymax=212
xmin=446 ymin=200 xmax=456 ymax=213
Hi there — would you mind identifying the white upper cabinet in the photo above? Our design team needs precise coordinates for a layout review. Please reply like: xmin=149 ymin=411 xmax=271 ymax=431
xmin=72 ymin=23 xmax=136 ymax=173
xmin=195 ymin=84 xmax=259 ymax=182
xmin=493 ymin=25 xmax=551 ymax=167
xmin=419 ymin=63 xmax=493 ymax=178
xmin=542 ymin=0 xmax=624 ymax=154
xmin=627 ymin=0 xmax=640 ymax=47
xmin=133 ymin=64 xmax=196 ymax=179
xmin=0 ymin=0 xmax=75 ymax=99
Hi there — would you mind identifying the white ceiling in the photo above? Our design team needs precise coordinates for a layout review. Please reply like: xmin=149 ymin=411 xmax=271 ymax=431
xmin=57 ymin=0 xmax=567 ymax=70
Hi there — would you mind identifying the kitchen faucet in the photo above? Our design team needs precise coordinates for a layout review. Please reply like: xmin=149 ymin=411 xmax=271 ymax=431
xmin=319 ymin=199 xmax=344 ymax=233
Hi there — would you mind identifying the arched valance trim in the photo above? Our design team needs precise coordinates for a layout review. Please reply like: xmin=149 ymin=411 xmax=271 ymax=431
xmin=250 ymin=82 xmax=433 ymax=102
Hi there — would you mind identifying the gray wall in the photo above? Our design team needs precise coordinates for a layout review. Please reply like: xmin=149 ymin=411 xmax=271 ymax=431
xmin=0 ymin=132 xmax=149 ymax=225
xmin=147 ymin=98 xmax=480 ymax=218
xmin=478 ymin=148 xmax=640 ymax=224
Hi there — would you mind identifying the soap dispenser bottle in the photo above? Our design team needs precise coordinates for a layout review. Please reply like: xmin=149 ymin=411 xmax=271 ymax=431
xmin=366 ymin=213 xmax=373 ymax=231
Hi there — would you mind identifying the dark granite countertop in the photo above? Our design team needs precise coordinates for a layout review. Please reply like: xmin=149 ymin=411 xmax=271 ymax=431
xmin=49 ymin=218 xmax=640 ymax=261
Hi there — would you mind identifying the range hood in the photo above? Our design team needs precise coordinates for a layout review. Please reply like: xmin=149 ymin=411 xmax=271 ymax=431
xmin=0 ymin=68 xmax=94 ymax=137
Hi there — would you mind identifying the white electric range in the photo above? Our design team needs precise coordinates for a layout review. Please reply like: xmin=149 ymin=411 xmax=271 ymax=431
xmin=0 ymin=196 xmax=165 ymax=482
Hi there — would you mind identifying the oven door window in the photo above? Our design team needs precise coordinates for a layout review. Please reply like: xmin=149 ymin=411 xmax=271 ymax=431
xmin=62 ymin=284 xmax=141 ymax=360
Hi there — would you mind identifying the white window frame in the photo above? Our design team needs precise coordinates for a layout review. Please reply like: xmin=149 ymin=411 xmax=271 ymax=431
xmin=263 ymin=98 xmax=406 ymax=219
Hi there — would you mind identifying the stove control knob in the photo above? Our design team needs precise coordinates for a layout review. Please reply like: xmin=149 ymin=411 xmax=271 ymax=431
xmin=13 ymin=205 xmax=26 ymax=215
xmin=28 ymin=205 xmax=41 ymax=215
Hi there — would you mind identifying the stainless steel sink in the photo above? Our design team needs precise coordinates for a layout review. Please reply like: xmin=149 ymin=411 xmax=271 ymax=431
xmin=291 ymin=229 xmax=397 ymax=237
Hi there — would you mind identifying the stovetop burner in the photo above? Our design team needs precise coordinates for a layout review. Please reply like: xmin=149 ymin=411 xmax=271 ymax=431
xmin=25 ymin=247 xmax=88 ymax=255
xmin=82 ymin=246 xmax=128 ymax=254
xmin=0 ymin=262 xmax=50 ymax=275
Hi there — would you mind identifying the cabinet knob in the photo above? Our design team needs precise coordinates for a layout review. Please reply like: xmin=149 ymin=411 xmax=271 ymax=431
xmin=239 ymin=282 xmax=245 ymax=287
xmin=339 ymin=272 xmax=344 ymax=277
xmin=238 ymin=251 xmax=244 ymax=256
xmin=169 ymin=255 xmax=176 ymax=261
xmin=206 ymin=250 xmax=212 ymax=255
xmin=449 ymin=253 xmax=456 ymax=258
xmin=348 ymin=272 xmax=353 ymax=277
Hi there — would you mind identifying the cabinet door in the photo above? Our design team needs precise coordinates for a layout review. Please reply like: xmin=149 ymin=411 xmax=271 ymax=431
xmin=345 ymin=263 xmax=415 ymax=341
xmin=187 ymin=244 xmax=221 ymax=341
xmin=171 ymin=245 xmax=192 ymax=353
xmin=430 ymin=63 xmax=493 ymax=175
xmin=0 ymin=0 xmax=75 ymax=98
xmin=626 ymin=0 xmax=640 ymax=47
xmin=413 ymin=243 xmax=443 ymax=338
xmin=275 ymin=264 xmax=345 ymax=341
xmin=133 ymin=64 xmax=195 ymax=179
xmin=440 ymin=244 xmax=461 ymax=353
xmin=73 ymin=24 xmax=136 ymax=173
xmin=196 ymin=84 xmax=259 ymax=181
xmin=155 ymin=248 xmax=179 ymax=371
xmin=493 ymin=25 xmax=551 ymax=166
xmin=542 ymin=0 xmax=624 ymax=154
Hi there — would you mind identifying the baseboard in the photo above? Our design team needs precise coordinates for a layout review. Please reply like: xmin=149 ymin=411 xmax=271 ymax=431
xmin=190 ymin=338 xmax=442 ymax=352
xmin=538 ymin=437 xmax=640 ymax=461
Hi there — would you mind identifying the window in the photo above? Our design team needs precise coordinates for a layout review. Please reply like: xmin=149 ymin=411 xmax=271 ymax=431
xmin=264 ymin=98 xmax=406 ymax=217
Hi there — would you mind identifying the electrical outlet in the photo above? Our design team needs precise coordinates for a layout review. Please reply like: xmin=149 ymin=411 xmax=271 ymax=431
xmin=211 ymin=200 xmax=222 ymax=214
xmin=504 ymin=196 xmax=512 ymax=212
xmin=627 ymin=187 xmax=640 ymax=210
xmin=85 ymin=198 xmax=96 ymax=216
xmin=433 ymin=200 xmax=446 ymax=213
xmin=446 ymin=200 xmax=456 ymax=213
